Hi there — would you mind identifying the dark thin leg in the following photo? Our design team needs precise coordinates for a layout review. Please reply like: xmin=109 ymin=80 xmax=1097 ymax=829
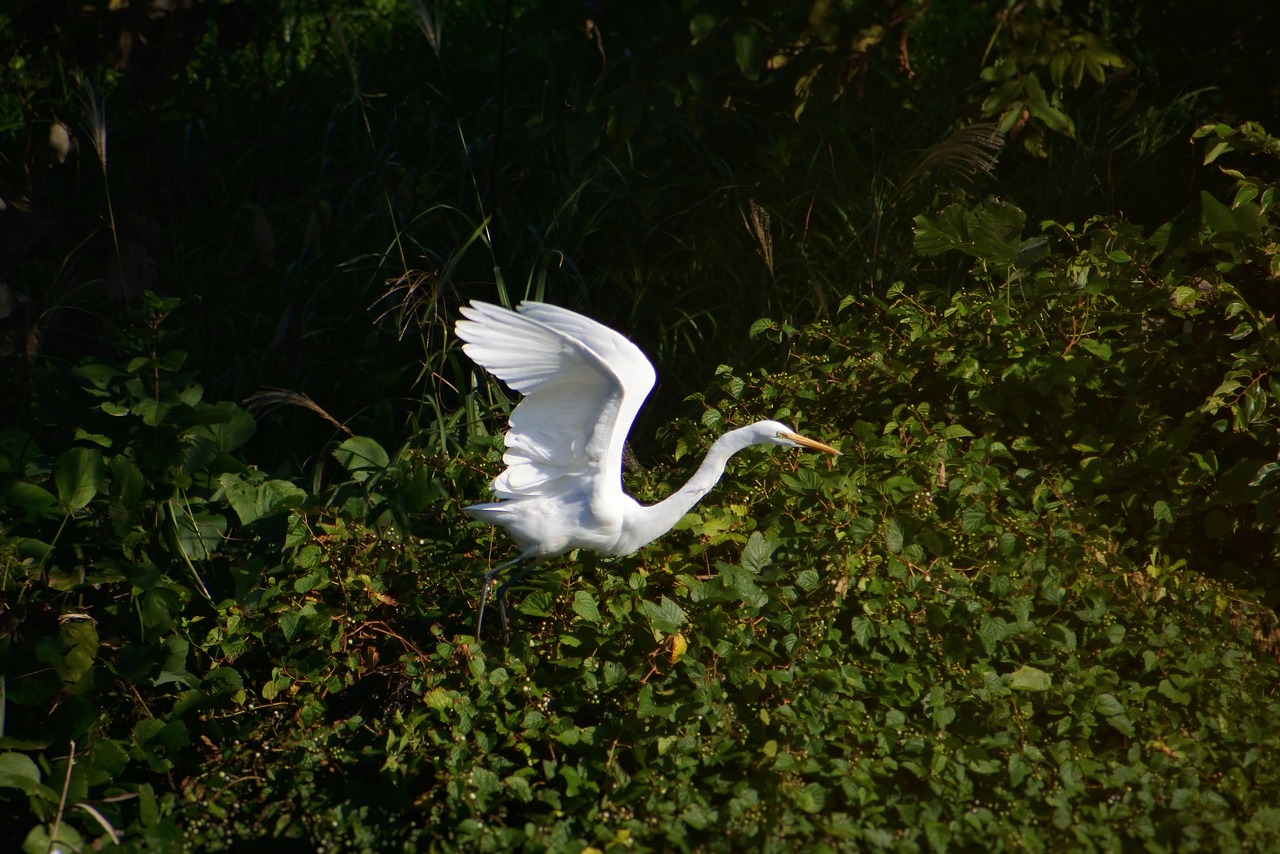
xmin=475 ymin=551 xmax=534 ymax=639
xmin=494 ymin=562 xmax=540 ymax=636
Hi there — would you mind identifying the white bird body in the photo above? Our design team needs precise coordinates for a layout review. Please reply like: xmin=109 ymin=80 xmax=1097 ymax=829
xmin=455 ymin=300 xmax=839 ymax=634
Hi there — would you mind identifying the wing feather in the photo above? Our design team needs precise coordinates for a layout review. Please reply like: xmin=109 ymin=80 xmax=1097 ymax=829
xmin=455 ymin=301 xmax=655 ymax=512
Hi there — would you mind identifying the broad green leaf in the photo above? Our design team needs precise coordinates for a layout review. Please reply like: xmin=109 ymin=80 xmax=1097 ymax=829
xmin=883 ymin=517 xmax=905 ymax=553
xmin=913 ymin=200 xmax=1026 ymax=268
xmin=741 ymin=532 xmax=776 ymax=574
xmin=1008 ymin=752 xmax=1033 ymax=786
xmin=636 ymin=684 xmax=677 ymax=721
xmin=571 ymin=590 xmax=601 ymax=624
xmin=1094 ymin=693 xmax=1125 ymax=717
xmin=220 ymin=472 xmax=308 ymax=525
xmin=733 ymin=27 xmax=763 ymax=81
xmin=1201 ymin=191 xmax=1238 ymax=234
xmin=1078 ymin=339 xmax=1112 ymax=360
xmin=3 ymin=481 xmax=61 ymax=520
xmin=22 ymin=822 xmax=85 ymax=854
xmin=689 ymin=14 xmax=717 ymax=43
xmin=1158 ymin=678 xmax=1192 ymax=704
xmin=168 ymin=508 xmax=228 ymax=561
xmin=1009 ymin=665 xmax=1052 ymax=692
xmin=110 ymin=455 xmax=144 ymax=504
xmin=54 ymin=446 xmax=104 ymax=510
xmin=0 ymin=752 xmax=44 ymax=794
xmin=977 ymin=615 xmax=1009 ymax=654
xmin=60 ymin=619 xmax=99 ymax=684
xmin=334 ymin=436 xmax=390 ymax=481
xmin=793 ymin=781 xmax=827 ymax=814
xmin=279 ymin=611 xmax=303 ymax=641
xmin=641 ymin=596 xmax=686 ymax=637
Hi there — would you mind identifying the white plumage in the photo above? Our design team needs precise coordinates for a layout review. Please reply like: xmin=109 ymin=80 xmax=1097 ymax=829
xmin=456 ymin=300 xmax=839 ymax=635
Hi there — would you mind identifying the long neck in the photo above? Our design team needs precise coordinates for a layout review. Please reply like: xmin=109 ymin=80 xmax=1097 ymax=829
xmin=625 ymin=425 xmax=762 ymax=550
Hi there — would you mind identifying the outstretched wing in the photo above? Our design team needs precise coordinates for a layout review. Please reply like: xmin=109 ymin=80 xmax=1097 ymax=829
xmin=455 ymin=301 xmax=656 ymax=513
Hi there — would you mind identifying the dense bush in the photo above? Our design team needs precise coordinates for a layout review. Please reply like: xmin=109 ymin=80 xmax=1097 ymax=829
xmin=3 ymin=1 xmax=1280 ymax=850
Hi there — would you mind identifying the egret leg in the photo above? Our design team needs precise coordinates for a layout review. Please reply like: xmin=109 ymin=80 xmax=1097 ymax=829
xmin=475 ymin=549 xmax=537 ymax=638
xmin=494 ymin=561 xmax=541 ymax=636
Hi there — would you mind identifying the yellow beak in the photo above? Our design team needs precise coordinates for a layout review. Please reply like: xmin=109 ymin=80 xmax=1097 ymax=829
xmin=781 ymin=431 xmax=840 ymax=456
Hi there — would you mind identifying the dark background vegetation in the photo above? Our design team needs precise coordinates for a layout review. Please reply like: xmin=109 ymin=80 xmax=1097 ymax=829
xmin=2 ymin=0 xmax=1279 ymax=850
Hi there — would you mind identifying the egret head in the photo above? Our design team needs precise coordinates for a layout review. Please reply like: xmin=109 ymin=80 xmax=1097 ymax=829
xmin=753 ymin=420 xmax=840 ymax=455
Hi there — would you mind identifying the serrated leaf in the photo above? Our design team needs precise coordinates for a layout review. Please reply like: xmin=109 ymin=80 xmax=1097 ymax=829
xmin=1171 ymin=285 xmax=1199 ymax=308
xmin=641 ymin=596 xmax=687 ymax=637
xmin=1009 ymin=665 xmax=1052 ymax=692
xmin=741 ymin=532 xmax=776 ymax=574
xmin=571 ymin=590 xmax=601 ymax=624
xmin=851 ymin=616 xmax=875 ymax=647
xmin=884 ymin=517 xmax=905 ymax=553
xmin=1008 ymin=752 xmax=1033 ymax=786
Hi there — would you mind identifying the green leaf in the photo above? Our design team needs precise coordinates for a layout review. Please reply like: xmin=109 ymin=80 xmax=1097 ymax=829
xmin=689 ymin=13 xmax=717 ymax=43
xmin=741 ymin=532 xmax=776 ymax=574
xmin=168 ymin=507 xmax=228 ymax=561
xmin=571 ymin=590 xmax=601 ymax=624
xmin=0 ymin=752 xmax=45 ymax=795
xmin=3 ymin=481 xmax=61 ymax=520
xmin=636 ymin=684 xmax=677 ymax=721
xmin=1201 ymin=191 xmax=1238 ymax=234
xmin=109 ymin=455 xmax=144 ymax=504
xmin=884 ymin=517 xmax=905 ymax=553
xmin=977 ymin=615 xmax=1009 ymax=654
xmin=1158 ymin=678 xmax=1192 ymax=704
xmin=793 ymin=781 xmax=828 ymax=814
xmin=1078 ymin=339 xmax=1112 ymax=360
xmin=54 ymin=447 xmax=104 ymax=510
xmin=1008 ymin=665 xmax=1052 ymax=692
xmin=913 ymin=200 xmax=1026 ymax=268
xmin=279 ymin=611 xmax=303 ymax=641
xmin=189 ymin=402 xmax=255 ymax=453
xmin=733 ymin=27 xmax=763 ymax=81
xmin=220 ymin=472 xmax=308 ymax=525
xmin=23 ymin=822 xmax=85 ymax=854
xmin=1094 ymin=693 xmax=1125 ymax=717
xmin=641 ymin=596 xmax=687 ymax=638
xmin=333 ymin=436 xmax=390 ymax=481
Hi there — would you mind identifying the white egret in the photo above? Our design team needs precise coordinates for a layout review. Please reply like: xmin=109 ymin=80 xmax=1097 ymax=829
xmin=455 ymin=300 xmax=839 ymax=636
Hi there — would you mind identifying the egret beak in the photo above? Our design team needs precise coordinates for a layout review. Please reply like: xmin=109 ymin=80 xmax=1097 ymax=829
xmin=781 ymin=431 xmax=840 ymax=455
